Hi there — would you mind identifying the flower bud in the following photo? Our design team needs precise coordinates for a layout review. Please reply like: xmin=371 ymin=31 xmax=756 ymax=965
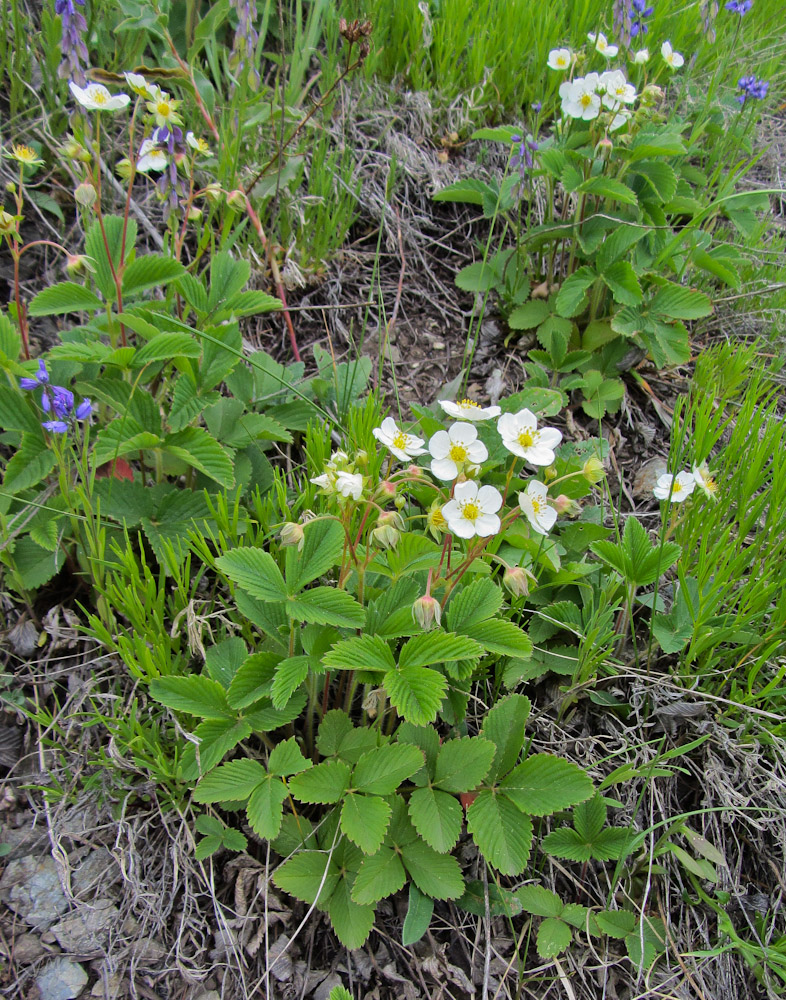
xmin=553 ymin=494 xmax=578 ymax=515
xmin=62 ymin=136 xmax=91 ymax=162
xmin=65 ymin=254 xmax=95 ymax=277
xmin=74 ymin=181 xmax=97 ymax=208
xmin=355 ymin=449 xmax=369 ymax=468
xmin=0 ymin=210 xmax=19 ymax=236
xmin=412 ymin=595 xmax=442 ymax=631
xmin=376 ymin=480 xmax=396 ymax=500
xmin=394 ymin=493 xmax=406 ymax=510
xmin=115 ymin=158 xmax=133 ymax=181
xmin=187 ymin=205 xmax=202 ymax=221
xmin=582 ymin=454 xmax=605 ymax=484
xmin=544 ymin=465 xmax=557 ymax=482
xmin=202 ymin=181 xmax=222 ymax=204
xmin=640 ymin=84 xmax=664 ymax=108
xmin=370 ymin=523 xmax=400 ymax=550
xmin=503 ymin=565 xmax=537 ymax=599
xmin=227 ymin=188 xmax=247 ymax=211
xmin=378 ymin=510 xmax=404 ymax=531
xmin=279 ymin=522 xmax=305 ymax=550
xmin=5 ymin=181 xmax=16 ymax=195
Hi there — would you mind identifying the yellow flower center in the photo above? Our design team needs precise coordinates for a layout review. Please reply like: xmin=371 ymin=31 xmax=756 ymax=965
xmin=461 ymin=502 xmax=480 ymax=521
xmin=557 ymin=56 xmax=567 ymax=67
xmin=530 ymin=497 xmax=542 ymax=514
xmin=92 ymin=90 xmax=108 ymax=105
xmin=673 ymin=481 xmax=685 ymax=494
xmin=14 ymin=145 xmax=36 ymax=162
xmin=459 ymin=398 xmax=480 ymax=409
xmin=449 ymin=444 xmax=468 ymax=463
xmin=580 ymin=93 xmax=593 ymax=108
xmin=704 ymin=477 xmax=718 ymax=494
xmin=157 ymin=101 xmax=172 ymax=117
xmin=392 ymin=431 xmax=408 ymax=450
xmin=517 ymin=429 xmax=535 ymax=449
xmin=429 ymin=506 xmax=447 ymax=529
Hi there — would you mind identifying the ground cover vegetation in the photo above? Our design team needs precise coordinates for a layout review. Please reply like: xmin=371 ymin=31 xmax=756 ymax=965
xmin=0 ymin=0 xmax=785 ymax=998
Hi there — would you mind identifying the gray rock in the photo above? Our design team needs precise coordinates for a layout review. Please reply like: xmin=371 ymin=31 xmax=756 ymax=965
xmin=35 ymin=957 xmax=88 ymax=1000
xmin=0 ymin=855 xmax=69 ymax=931
xmin=8 ymin=931 xmax=50 ymax=964
xmin=72 ymin=850 xmax=119 ymax=898
xmin=51 ymin=899 xmax=119 ymax=954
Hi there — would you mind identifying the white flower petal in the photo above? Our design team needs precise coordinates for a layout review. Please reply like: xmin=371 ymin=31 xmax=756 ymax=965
xmin=428 ymin=430 xmax=451 ymax=459
xmin=431 ymin=457 xmax=458 ymax=481
xmin=474 ymin=513 xmax=501 ymax=537
xmin=476 ymin=484 xmax=503 ymax=512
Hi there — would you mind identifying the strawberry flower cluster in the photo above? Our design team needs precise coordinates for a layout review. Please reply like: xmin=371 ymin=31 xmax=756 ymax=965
xmin=653 ymin=463 xmax=718 ymax=504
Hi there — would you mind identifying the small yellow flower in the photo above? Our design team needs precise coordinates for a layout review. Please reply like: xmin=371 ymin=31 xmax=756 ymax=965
xmin=426 ymin=500 xmax=448 ymax=540
xmin=8 ymin=144 xmax=44 ymax=166
xmin=146 ymin=92 xmax=183 ymax=128
xmin=186 ymin=132 xmax=211 ymax=155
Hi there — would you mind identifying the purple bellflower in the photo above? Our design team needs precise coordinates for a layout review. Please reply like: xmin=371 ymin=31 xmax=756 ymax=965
xmin=510 ymin=133 xmax=539 ymax=185
xmin=725 ymin=1 xmax=753 ymax=14
xmin=629 ymin=0 xmax=654 ymax=37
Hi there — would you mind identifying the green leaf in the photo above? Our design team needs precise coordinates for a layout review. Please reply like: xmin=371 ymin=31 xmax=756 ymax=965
xmin=401 ymin=883 xmax=434 ymax=946
xmin=352 ymin=847 xmax=407 ymax=905
xmin=400 ymin=840 xmax=464 ymax=899
xmin=573 ymin=793 xmax=606 ymax=842
xmin=274 ymin=851 xmax=339 ymax=906
xmin=577 ymin=176 xmax=637 ymax=206
xmin=540 ymin=827 xmax=594 ymax=861
xmin=408 ymin=787 xmax=462 ymax=853
xmin=500 ymin=754 xmax=594 ymax=816
xmin=650 ymin=284 xmax=712 ymax=320
xmin=446 ymin=578 xmax=503 ymax=631
xmin=226 ymin=652 xmax=278 ymax=709
xmin=341 ymin=793 xmax=391 ymax=855
xmin=626 ymin=916 xmax=666 ymax=970
xmin=480 ymin=694 xmax=531 ymax=782
xmin=217 ymin=548 xmax=288 ymax=602
xmin=193 ymin=759 xmax=266 ymax=803
xmin=508 ymin=300 xmax=550 ymax=331
xmin=463 ymin=619 xmax=534 ymax=658
xmin=596 ymin=225 xmax=646 ymax=271
xmin=327 ymin=879 xmax=375 ymax=949
xmin=516 ymin=885 xmax=565 ymax=918
xmin=268 ymin=736 xmax=311 ymax=777
xmin=328 ymin=987 xmax=353 ymax=1000
xmin=0 ymin=388 xmax=43 ymax=435
xmin=2 ymin=434 xmax=54 ymax=494
xmin=289 ymin=760 xmax=351 ymax=804
xmin=691 ymin=248 xmax=740 ymax=289
xmin=28 ymin=281 xmax=103 ymax=316
xmin=601 ymin=261 xmax=643 ymax=306
xmin=317 ymin=710 xmax=354 ymax=757
xmin=434 ymin=178 xmax=493 ymax=206
xmin=133 ymin=332 xmax=201 ymax=365
xmin=6 ymin=535 xmax=65 ymax=589
xmin=122 ymin=255 xmax=186 ymax=296
xmin=245 ymin=693 xmax=307 ymax=732
xmin=204 ymin=637 xmax=247 ymax=688
xmin=398 ymin=631 xmax=483 ymax=669
xmin=271 ymin=655 xmax=310 ymax=710
xmin=207 ymin=251 xmax=250 ymax=313
xmin=537 ymin=917 xmax=573 ymax=959
xmin=633 ymin=160 xmax=678 ymax=203
xmin=434 ymin=737 xmax=495 ymax=793
xmin=630 ymin=132 xmax=686 ymax=159
xmin=466 ymin=790 xmax=533 ymax=875
xmin=224 ymin=289 xmax=282 ymax=317
xmin=595 ymin=909 xmax=637 ymax=938
xmin=384 ymin=665 xmax=447 ymax=726
xmin=322 ymin=635 xmax=396 ymax=674
xmin=352 ymin=744 xmax=424 ymax=796
xmin=186 ymin=718 xmax=251 ymax=776
xmin=93 ymin=424 xmax=161 ymax=466
xmin=163 ymin=427 xmax=235 ymax=488
xmin=286 ymin=518 xmax=344 ymax=593
xmin=286 ymin=588 xmax=366 ymax=628
xmin=454 ymin=260 xmax=499 ymax=293
xmin=247 ymin=776 xmax=289 ymax=839
xmin=456 ymin=880 xmax=522 ymax=918
xmin=150 ymin=675 xmax=233 ymax=719
xmin=555 ymin=266 xmax=596 ymax=318
xmin=85 ymin=215 xmax=135 ymax=302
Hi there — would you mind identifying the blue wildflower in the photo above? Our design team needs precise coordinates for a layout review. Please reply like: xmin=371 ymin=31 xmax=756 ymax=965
xmin=20 ymin=359 xmax=50 ymax=390
xmin=737 ymin=75 xmax=768 ymax=103
xmin=510 ymin=133 xmax=539 ymax=184
xmin=629 ymin=0 xmax=654 ymax=37
xmin=725 ymin=0 xmax=753 ymax=14
xmin=56 ymin=0 xmax=88 ymax=87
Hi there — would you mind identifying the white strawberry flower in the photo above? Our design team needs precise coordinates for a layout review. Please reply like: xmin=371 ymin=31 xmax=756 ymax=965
xmin=610 ymin=110 xmax=633 ymax=131
xmin=123 ymin=72 xmax=158 ymax=99
xmin=519 ymin=481 xmax=557 ymax=536
xmin=429 ymin=423 xmax=488 ymax=481
xmin=588 ymin=32 xmax=619 ymax=58
xmin=661 ymin=41 xmax=684 ymax=69
xmin=442 ymin=481 xmax=503 ymax=539
xmin=336 ymin=471 xmax=364 ymax=500
xmin=439 ymin=398 xmax=501 ymax=422
xmin=69 ymin=82 xmax=131 ymax=112
xmin=497 ymin=409 xmax=562 ymax=466
xmin=633 ymin=48 xmax=650 ymax=64
xmin=600 ymin=70 xmax=637 ymax=107
xmin=560 ymin=74 xmax=602 ymax=120
xmin=372 ymin=417 xmax=427 ymax=462
xmin=692 ymin=463 xmax=719 ymax=500
xmin=547 ymin=48 xmax=573 ymax=71
xmin=653 ymin=471 xmax=695 ymax=502
xmin=136 ymin=139 xmax=168 ymax=173
xmin=186 ymin=132 xmax=211 ymax=155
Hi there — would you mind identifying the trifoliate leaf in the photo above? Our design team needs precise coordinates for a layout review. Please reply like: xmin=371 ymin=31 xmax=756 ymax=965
xmin=501 ymin=754 xmax=594 ymax=816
